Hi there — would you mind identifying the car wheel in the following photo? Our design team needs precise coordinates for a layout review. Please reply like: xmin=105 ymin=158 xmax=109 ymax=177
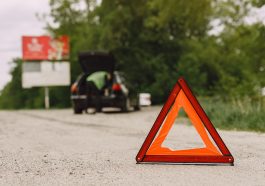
xmin=73 ymin=105 xmax=83 ymax=114
xmin=133 ymin=104 xmax=141 ymax=111
xmin=96 ymin=106 xmax=102 ymax=112
xmin=121 ymin=98 xmax=130 ymax=112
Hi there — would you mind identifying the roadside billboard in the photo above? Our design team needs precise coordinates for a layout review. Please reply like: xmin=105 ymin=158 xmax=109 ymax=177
xmin=22 ymin=35 xmax=69 ymax=61
xmin=21 ymin=35 xmax=71 ymax=108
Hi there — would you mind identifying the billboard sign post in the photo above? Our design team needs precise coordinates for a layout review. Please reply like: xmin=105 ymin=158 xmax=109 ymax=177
xmin=45 ymin=87 xmax=50 ymax=109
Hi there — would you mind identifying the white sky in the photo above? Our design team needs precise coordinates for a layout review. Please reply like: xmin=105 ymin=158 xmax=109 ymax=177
xmin=0 ymin=0 xmax=50 ymax=90
xmin=0 ymin=1 xmax=264 ymax=91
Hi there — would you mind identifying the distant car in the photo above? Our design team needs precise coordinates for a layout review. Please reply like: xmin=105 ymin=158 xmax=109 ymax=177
xmin=70 ymin=51 xmax=140 ymax=114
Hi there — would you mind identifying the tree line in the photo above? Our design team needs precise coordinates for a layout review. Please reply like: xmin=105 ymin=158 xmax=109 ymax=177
xmin=0 ymin=0 xmax=264 ymax=109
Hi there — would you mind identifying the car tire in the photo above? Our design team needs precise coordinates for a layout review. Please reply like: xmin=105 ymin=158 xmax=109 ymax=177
xmin=133 ymin=95 xmax=141 ymax=111
xmin=74 ymin=105 xmax=83 ymax=114
xmin=133 ymin=104 xmax=141 ymax=111
xmin=121 ymin=98 xmax=130 ymax=112
xmin=96 ymin=106 xmax=102 ymax=112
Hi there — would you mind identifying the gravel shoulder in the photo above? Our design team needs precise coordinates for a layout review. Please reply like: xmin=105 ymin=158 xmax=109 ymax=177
xmin=0 ymin=107 xmax=264 ymax=186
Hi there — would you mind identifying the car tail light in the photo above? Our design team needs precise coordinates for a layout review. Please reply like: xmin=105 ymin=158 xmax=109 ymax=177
xmin=112 ymin=83 xmax=122 ymax=91
xmin=71 ymin=83 xmax=78 ymax=93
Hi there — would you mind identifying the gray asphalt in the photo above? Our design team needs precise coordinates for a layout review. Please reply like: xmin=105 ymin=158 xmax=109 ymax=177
xmin=0 ymin=107 xmax=264 ymax=185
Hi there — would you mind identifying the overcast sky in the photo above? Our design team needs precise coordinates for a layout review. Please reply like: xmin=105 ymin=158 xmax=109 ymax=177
xmin=0 ymin=0 xmax=49 ymax=90
xmin=0 ymin=1 xmax=264 ymax=91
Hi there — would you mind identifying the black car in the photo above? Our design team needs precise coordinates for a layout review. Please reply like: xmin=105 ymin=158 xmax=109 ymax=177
xmin=70 ymin=51 xmax=140 ymax=114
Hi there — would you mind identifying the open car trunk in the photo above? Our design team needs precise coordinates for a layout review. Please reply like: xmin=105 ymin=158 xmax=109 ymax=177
xmin=78 ymin=51 xmax=115 ymax=75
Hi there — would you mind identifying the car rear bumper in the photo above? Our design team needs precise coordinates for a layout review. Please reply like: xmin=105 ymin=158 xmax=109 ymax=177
xmin=71 ymin=95 xmax=87 ymax=109
xmin=71 ymin=94 xmax=126 ymax=109
xmin=71 ymin=95 xmax=87 ymax=99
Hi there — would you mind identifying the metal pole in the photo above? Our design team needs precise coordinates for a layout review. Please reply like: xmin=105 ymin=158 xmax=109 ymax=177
xmin=45 ymin=87 xmax=50 ymax=109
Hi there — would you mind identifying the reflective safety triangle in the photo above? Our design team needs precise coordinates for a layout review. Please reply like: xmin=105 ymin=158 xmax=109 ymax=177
xmin=136 ymin=78 xmax=234 ymax=164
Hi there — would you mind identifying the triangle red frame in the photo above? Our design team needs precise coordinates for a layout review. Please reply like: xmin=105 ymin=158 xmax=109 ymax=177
xmin=136 ymin=78 xmax=234 ymax=165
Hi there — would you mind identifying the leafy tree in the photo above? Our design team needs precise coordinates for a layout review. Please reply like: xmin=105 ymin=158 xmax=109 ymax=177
xmin=0 ymin=59 xmax=44 ymax=109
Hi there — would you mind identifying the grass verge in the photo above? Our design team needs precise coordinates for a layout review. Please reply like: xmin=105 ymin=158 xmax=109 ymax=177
xmin=197 ymin=97 xmax=265 ymax=132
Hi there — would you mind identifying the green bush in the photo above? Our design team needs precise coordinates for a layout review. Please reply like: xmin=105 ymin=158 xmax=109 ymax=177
xmin=199 ymin=97 xmax=265 ymax=132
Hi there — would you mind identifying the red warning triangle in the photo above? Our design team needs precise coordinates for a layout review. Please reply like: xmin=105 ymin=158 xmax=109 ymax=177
xmin=136 ymin=78 xmax=234 ymax=165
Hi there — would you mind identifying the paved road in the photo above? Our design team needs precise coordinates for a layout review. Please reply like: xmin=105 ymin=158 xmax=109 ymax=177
xmin=0 ymin=107 xmax=264 ymax=185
